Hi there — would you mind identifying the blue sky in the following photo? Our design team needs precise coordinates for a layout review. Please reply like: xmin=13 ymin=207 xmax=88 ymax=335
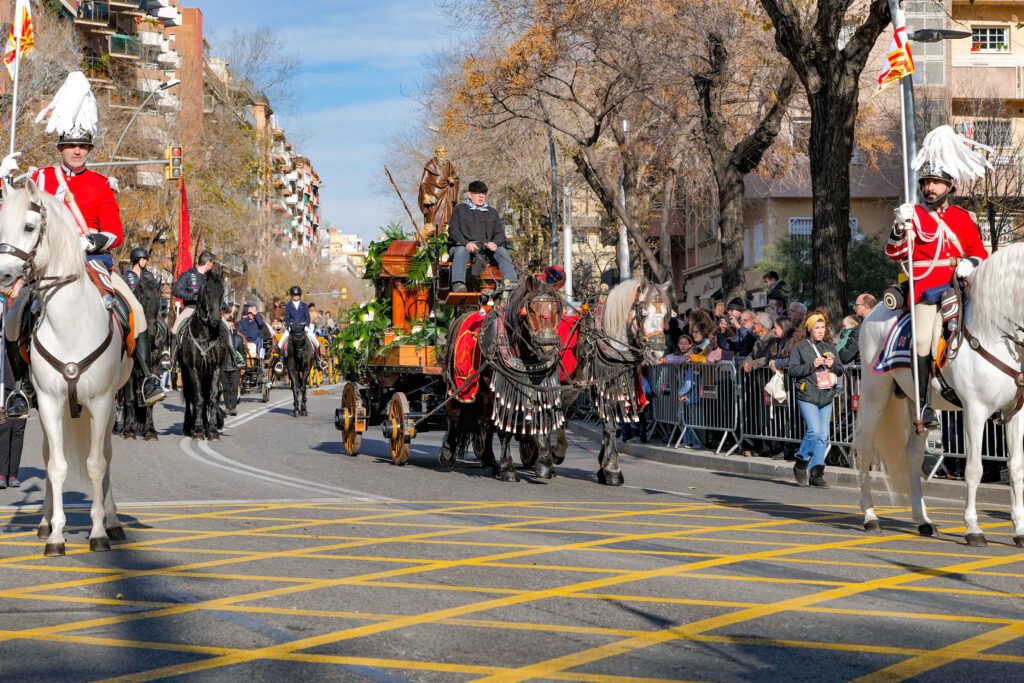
xmin=199 ymin=0 xmax=449 ymax=242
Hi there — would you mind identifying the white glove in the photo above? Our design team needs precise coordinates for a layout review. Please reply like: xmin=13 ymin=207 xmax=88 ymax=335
xmin=0 ymin=152 xmax=21 ymax=178
xmin=955 ymin=258 xmax=977 ymax=279
xmin=80 ymin=234 xmax=92 ymax=252
xmin=108 ymin=176 xmax=120 ymax=194
xmin=896 ymin=202 xmax=915 ymax=223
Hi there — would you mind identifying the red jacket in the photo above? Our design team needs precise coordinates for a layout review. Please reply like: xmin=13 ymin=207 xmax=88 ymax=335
xmin=32 ymin=165 xmax=124 ymax=249
xmin=886 ymin=204 xmax=987 ymax=303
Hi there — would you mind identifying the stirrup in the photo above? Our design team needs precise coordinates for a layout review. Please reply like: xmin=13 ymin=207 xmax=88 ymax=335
xmin=4 ymin=390 xmax=29 ymax=419
xmin=140 ymin=376 xmax=167 ymax=406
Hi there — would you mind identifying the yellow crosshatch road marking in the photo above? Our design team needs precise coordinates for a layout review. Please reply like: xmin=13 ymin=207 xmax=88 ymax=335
xmin=1 ymin=499 xmax=1021 ymax=683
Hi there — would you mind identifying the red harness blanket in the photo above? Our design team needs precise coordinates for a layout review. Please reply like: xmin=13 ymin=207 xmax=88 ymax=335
xmin=451 ymin=310 xmax=487 ymax=402
xmin=557 ymin=314 xmax=580 ymax=382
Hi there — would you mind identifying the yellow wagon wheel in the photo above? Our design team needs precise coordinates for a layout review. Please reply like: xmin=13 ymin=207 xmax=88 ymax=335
xmin=385 ymin=392 xmax=414 ymax=466
xmin=340 ymin=382 xmax=364 ymax=456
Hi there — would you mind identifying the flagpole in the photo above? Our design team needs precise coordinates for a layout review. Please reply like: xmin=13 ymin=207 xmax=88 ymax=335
xmin=8 ymin=0 xmax=24 ymax=156
xmin=887 ymin=0 xmax=924 ymax=428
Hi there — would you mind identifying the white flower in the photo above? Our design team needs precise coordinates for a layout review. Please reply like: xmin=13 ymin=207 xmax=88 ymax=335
xmin=411 ymin=325 xmax=422 ymax=334
xmin=353 ymin=339 xmax=362 ymax=349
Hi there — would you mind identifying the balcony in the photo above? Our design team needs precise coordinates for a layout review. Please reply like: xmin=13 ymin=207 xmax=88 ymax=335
xmin=82 ymin=57 xmax=113 ymax=85
xmin=110 ymin=0 xmax=145 ymax=11
xmin=75 ymin=2 xmax=110 ymax=26
xmin=109 ymin=34 xmax=142 ymax=59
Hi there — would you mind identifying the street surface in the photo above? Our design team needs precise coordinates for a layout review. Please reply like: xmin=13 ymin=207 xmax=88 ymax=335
xmin=1 ymin=386 xmax=1023 ymax=682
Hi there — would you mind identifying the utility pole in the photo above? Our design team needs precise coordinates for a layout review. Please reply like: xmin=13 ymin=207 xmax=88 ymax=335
xmin=563 ymin=185 xmax=573 ymax=299
xmin=618 ymin=119 xmax=631 ymax=282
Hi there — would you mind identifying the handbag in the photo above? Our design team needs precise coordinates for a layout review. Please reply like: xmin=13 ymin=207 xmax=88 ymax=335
xmin=764 ymin=371 xmax=788 ymax=404
xmin=810 ymin=341 xmax=837 ymax=389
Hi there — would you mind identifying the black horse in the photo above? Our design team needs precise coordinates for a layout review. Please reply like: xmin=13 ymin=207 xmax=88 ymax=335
xmin=285 ymin=322 xmax=314 ymax=417
xmin=118 ymin=276 xmax=167 ymax=440
xmin=177 ymin=271 xmax=226 ymax=440
xmin=439 ymin=277 xmax=563 ymax=481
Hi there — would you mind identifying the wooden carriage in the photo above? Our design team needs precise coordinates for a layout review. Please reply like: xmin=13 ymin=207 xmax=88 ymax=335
xmin=335 ymin=239 xmax=503 ymax=464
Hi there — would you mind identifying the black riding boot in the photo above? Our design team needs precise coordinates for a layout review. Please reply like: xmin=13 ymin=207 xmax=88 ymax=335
xmin=133 ymin=331 xmax=167 ymax=406
xmin=3 ymin=340 xmax=31 ymax=419
xmin=917 ymin=354 xmax=938 ymax=429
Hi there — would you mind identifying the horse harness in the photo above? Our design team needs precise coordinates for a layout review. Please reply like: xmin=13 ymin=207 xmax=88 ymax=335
xmin=0 ymin=198 xmax=124 ymax=419
xmin=948 ymin=276 xmax=1024 ymax=422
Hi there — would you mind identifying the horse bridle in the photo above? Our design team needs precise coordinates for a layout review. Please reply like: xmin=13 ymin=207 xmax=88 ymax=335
xmin=0 ymin=198 xmax=115 ymax=418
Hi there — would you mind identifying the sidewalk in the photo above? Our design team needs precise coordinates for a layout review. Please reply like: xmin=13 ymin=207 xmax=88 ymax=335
xmin=568 ymin=421 xmax=1011 ymax=506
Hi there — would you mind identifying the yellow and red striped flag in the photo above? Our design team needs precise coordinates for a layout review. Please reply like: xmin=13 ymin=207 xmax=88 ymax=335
xmin=4 ymin=0 xmax=35 ymax=79
xmin=877 ymin=7 xmax=915 ymax=92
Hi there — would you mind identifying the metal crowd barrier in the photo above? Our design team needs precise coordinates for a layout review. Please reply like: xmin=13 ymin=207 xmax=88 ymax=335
xmin=644 ymin=360 xmax=1010 ymax=475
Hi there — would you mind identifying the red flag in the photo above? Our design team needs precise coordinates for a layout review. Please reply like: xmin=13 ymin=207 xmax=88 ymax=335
xmin=877 ymin=8 xmax=915 ymax=93
xmin=175 ymin=177 xmax=192 ymax=279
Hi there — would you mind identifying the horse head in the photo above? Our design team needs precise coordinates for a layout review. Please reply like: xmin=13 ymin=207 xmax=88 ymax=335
xmin=632 ymin=279 xmax=670 ymax=364
xmin=508 ymin=276 xmax=562 ymax=361
xmin=288 ymin=322 xmax=309 ymax=352
xmin=196 ymin=270 xmax=225 ymax=327
xmin=0 ymin=181 xmax=84 ymax=295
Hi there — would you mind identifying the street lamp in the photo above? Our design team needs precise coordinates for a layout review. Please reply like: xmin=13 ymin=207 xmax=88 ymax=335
xmin=110 ymin=77 xmax=182 ymax=160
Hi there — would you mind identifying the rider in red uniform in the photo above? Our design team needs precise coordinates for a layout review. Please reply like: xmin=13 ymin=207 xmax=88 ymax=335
xmin=887 ymin=164 xmax=988 ymax=427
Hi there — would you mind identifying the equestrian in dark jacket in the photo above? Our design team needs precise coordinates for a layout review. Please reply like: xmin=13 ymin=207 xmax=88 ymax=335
xmin=171 ymin=267 xmax=205 ymax=307
xmin=284 ymin=300 xmax=311 ymax=326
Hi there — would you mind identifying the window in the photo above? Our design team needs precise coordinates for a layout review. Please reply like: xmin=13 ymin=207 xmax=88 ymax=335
xmin=789 ymin=217 xmax=860 ymax=240
xmin=743 ymin=228 xmax=752 ymax=268
xmin=974 ymin=119 xmax=1013 ymax=149
xmin=789 ymin=217 xmax=812 ymax=240
xmin=753 ymin=222 xmax=764 ymax=264
xmin=972 ymin=27 xmax=1009 ymax=53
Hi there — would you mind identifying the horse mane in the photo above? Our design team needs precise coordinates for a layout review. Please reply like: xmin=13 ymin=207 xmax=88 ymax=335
xmin=0 ymin=187 xmax=85 ymax=279
xmin=603 ymin=278 xmax=644 ymax=344
xmin=967 ymin=243 xmax=1024 ymax=340
xmin=136 ymin=275 xmax=161 ymax=324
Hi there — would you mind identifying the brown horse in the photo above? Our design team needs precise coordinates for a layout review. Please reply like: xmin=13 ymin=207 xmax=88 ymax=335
xmin=440 ymin=277 xmax=563 ymax=481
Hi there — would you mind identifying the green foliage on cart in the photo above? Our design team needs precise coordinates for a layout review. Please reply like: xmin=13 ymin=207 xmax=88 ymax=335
xmin=332 ymin=298 xmax=392 ymax=379
xmin=363 ymin=222 xmax=410 ymax=281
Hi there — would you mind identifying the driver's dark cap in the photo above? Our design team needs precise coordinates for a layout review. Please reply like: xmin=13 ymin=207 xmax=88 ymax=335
xmin=467 ymin=180 xmax=488 ymax=194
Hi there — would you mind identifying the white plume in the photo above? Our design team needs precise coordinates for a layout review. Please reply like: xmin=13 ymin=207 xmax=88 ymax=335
xmin=912 ymin=125 xmax=993 ymax=185
xmin=34 ymin=71 xmax=99 ymax=137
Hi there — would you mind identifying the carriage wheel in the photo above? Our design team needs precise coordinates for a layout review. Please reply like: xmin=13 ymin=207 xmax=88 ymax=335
xmin=340 ymin=382 xmax=364 ymax=456
xmin=519 ymin=437 xmax=539 ymax=468
xmin=384 ymin=392 xmax=414 ymax=466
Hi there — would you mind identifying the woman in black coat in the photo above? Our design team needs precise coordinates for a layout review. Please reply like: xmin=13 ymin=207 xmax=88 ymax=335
xmin=787 ymin=311 xmax=845 ymax=487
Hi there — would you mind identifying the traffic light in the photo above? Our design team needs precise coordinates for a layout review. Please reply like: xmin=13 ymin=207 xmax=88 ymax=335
xmin=165 ymin=145 xmax=183 ymax=181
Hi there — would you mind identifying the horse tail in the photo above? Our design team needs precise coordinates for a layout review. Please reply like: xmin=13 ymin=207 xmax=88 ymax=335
xmin=854 ymin=389 xmax=913 ymax=506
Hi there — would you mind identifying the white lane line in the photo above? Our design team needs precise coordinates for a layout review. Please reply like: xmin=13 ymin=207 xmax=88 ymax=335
xmin=180 ymin=386 xmax=396 ymax=502
xmin=1 ymin=497 xmax=388 ymax=511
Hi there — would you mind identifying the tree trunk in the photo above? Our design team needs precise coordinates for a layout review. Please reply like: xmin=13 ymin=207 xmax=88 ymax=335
xmin=718 ymin=167 xmax=747 ymax=305
xmin=808 ymin=82 xmax=856 ymax=323
xmin=660 ymin=168 xmax=679 ymax=308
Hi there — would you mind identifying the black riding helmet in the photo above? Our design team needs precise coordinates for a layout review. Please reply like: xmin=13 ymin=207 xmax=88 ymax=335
xmin=289 ymin=285 xmax=302 ymax=296
xmin=130 ymin=247 xmax=149 ymax=264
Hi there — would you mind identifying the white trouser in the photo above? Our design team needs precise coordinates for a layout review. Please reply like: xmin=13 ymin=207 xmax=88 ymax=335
xmin=109 ymin=271 xmax=147 ymax=336
xmin=278 ymin=326 xmax=320 ymax=351
xmin=171 ymin=306 xmax=194 ymax=335
xmin=913 ymin=302 xmax=942 ymax=357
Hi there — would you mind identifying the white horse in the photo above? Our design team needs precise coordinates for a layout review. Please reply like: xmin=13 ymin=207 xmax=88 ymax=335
xmin=0 ymin=183 xmax=132 ymax=556
xmin=857 ymin=243 xmax=1024 ymax=547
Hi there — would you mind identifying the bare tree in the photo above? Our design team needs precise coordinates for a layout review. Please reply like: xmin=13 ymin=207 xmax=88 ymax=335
xmin=214 ymin=28 xmax=302 ymax=114
xmin=757 ymin=0 xmax=892 ymax=321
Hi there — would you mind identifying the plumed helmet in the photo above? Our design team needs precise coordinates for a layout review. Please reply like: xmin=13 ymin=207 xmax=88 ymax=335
xmin=57 ymin=126 xmax=94 ymax=149
xmin=289 ymin=285 xmax=302 ymax=296
xmin=918 ymin=163 xmax=955 ymax=186
xmin=130 ymin=247 xmax=149 ymax=264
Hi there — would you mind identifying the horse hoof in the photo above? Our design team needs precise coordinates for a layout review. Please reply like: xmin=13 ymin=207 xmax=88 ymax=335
xmin=89 ymin=537 xmax=111 ymax=552
xmin=966 ymin=533 xmax=987 ymax=547
xmin=37 ymin=525 xmax=50 ymax=540
xmin=300 ymin=409 xmax=308 ymax=416
xmin=597 ymin=469 xmax=624 ymax=486
xmin=143 ymin=432 xmax=159 ymax=441
xmin=918 ymin=523 xmax=936 ymax=537
xmin=292 ymin=410 xmax=299 ymax=417
xmin=497 ymin=468 xmax=520 ymax=482
xmin=208 ymin=432 xmax=220 ymax=441
xmin=43 ymin=543 xmax=65 ymax=557
xmin=1014 ymin=536 xmax=1024 ymax=548
xmin=534 ymin=463 xmax=554 ymax=480
xmin=122 ymin=432 xmax=134 ymax=440
xmin=863 ymin=520 xmax=882 ymax=533
xmin=106 ymin=526 xmax=126 ymax=541
xmin=553 ymin=454 xmax=565 ymax=465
